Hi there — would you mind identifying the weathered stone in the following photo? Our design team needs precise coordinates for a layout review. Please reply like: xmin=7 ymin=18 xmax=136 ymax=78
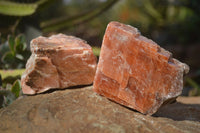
xmin=0 ymin=86 xmax=199 ymax=133
xmin=154 ymin=96 xmax=200 ymax=121
xmin=21 ymin=34 xmax=97 ymax=94
xmin=93 ymin=21 xmax=189 ymax=115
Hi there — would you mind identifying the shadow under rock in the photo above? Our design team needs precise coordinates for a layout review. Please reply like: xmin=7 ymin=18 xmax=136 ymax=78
xmin=41 ymin=84 xmax=92 ymax=94
xmin=107 ymin=96 xmax=200 ymax=122
xmin=25 ymin=84 xmax=92 ymax=96
xmin=153 ymin=102 xmax=200 ymax=122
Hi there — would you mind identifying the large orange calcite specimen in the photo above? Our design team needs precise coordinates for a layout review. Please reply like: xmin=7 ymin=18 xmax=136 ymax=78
xmin=21 ymin=34 xmax=97 ymax=94
xmin=93 ymin=22 xmax=189 ymax=115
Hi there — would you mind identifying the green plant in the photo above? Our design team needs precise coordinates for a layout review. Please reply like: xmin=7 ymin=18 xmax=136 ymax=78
xmin=0 ymin=0 xmax=39 ymax=16
xmin=186 ymin=78 xmax=200 ymax=96
xmin=115 ymin=0 xmax=200 ymax=44
xmin=0 ymin=69 xmax=25 ymax=79
xmin=41 ymin=0 xmax=119 ymax=33
xmin=0 ymin=34 xmax=30 ymax=69
xmin=92 ymin=47 xmax=101 ymax=57
xmin=0 ymin=79 xmax=22 ymax=108
xmin=0 ymin=0 xmax=119 ymax=37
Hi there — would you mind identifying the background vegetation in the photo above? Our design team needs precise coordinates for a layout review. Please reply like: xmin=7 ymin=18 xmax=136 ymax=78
xmin=0 ymin=0 xmax=200 ymax=107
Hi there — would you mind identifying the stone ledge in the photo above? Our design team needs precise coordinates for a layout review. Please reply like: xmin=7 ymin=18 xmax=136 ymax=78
xmin=0 ymin=86 xmax=199 ymax=133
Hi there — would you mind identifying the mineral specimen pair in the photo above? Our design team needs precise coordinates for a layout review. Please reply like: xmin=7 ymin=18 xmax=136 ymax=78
xmin=21 ymin=21 xmax=189 ymax=115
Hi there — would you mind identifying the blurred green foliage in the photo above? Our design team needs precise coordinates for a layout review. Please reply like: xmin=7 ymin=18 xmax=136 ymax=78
xmin=0 ymin=0 xmax=38 ymax=16
xmin=1 ymin=0 xmax=198 ymax=46
xmin=0 ymin=0 xmax=119 ymax=38
xmin=108 ymin=0 xmax=200 ymax=45
xmin=0 ymin=34 xmax=30 ymax=69
xmin=0 ymin=0 xmax=199 ymax=44
xmin=0 ymin=69 xmax=25 ymax=79
xmin=0 ymin=79 xmax=22 ymax=108
xmin=41 ymin=0 xmax=119 ymax=33
xmin=92 ymin=47 xmax=101 ymax=57
xmin=186 ymin=77 xmax=200 ymax=96
xmin=0 ymin=69 xmax=23 ymax=108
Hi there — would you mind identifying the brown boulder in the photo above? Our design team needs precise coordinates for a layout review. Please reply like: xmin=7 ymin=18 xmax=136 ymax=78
xmin=155 ymin=96 xmax=200 ymax=121
xmin=93 ymin=21 xmax=189 ymax=115
xmin=0 ymin=86 xmax=199 ymax=133
xmin=21 ymin=34 xmax=97 ymax=94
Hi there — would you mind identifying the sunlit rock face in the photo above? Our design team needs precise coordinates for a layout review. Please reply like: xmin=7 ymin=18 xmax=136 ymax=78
xmin=0 ymin=86 xmax=199 ymax=133
xmin=21 ymin=34 xmax=97 ymax=95
xmin=93 ymin=21 xmax=189 ymax=115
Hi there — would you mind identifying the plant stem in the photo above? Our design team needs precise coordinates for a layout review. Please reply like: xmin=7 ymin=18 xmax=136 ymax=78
xmin=41 ymin=0 xmax=119 ymax=33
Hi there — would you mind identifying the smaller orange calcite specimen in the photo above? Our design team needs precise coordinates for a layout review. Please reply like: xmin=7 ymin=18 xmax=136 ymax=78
xmin=21 ymin=34 xmax=97 ymax=94
xmin=93 ymin=22 xmax=189 ymax=115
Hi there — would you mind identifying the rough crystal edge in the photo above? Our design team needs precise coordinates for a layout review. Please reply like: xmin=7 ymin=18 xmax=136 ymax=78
xmin=30 ymin=33 xmax=91 ymax=53
xmin=22 ymin=34 xmax=97 ymax=95
xmin=107 ymin=21 xmax=190 ymax=74
xmin=94 ymin=21 xmax=190 ymax=115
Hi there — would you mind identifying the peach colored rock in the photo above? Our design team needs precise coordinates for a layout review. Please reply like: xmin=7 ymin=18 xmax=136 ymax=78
xmin=21 ymin=34 xmax=97 ymax=95
xmin=93 ymin=21 xmax=189 ymax=115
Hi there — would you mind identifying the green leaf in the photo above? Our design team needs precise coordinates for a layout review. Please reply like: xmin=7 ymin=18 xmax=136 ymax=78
xmin=92 ymin=47 xmax=101 ymax=56
xmin=16 ymin=34 xmax=26 ymax=44
xmin=0 ymin=0 xmax=50 ymax=16
xmin=15 ymin=34 xmax=27 ymax=53
xmin=8 ymin=35 xmax=15 ymax=54
xmin=11 ymin=80 xmax=21 ymax=98
xmin=0 ymin=1 xmax=38 ymax=16
xmin=0 ymin=41 xmax=10 ymax=57
xmin=1 ymin=51 xmax=15 ymax=64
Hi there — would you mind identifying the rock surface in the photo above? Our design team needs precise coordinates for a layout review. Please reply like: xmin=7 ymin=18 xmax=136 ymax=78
xmin=21 ymin=34 xmax=97 ymax=94
xmin=93 ymin=21 xmax=189 ymax=115
xmin=155 ymin=96 xmax=200 ymax=121
xmin=0 ymin=86 xmax=199 ymax=133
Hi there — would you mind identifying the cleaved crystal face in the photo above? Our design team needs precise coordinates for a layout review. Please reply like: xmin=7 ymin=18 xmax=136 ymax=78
xmin=93 ymin=21 xmax=189 ymax=115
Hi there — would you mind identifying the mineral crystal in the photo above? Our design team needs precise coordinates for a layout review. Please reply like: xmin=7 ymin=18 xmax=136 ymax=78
xmin=93 ymin=21 xmax=189 ymax=115
xmin=21 ymin=34 xmax=97 ymax=94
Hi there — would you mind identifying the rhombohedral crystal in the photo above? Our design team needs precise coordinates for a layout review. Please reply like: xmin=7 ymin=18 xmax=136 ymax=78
xmin=93 ymin=22 xmax=189 ymax=115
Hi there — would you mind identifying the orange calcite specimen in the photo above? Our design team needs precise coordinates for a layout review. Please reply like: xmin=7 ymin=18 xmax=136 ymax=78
xmin=21 ymin=34 xmax=97 ymax=94
xmin=93 ymin=22 xmax=189 ymax=115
